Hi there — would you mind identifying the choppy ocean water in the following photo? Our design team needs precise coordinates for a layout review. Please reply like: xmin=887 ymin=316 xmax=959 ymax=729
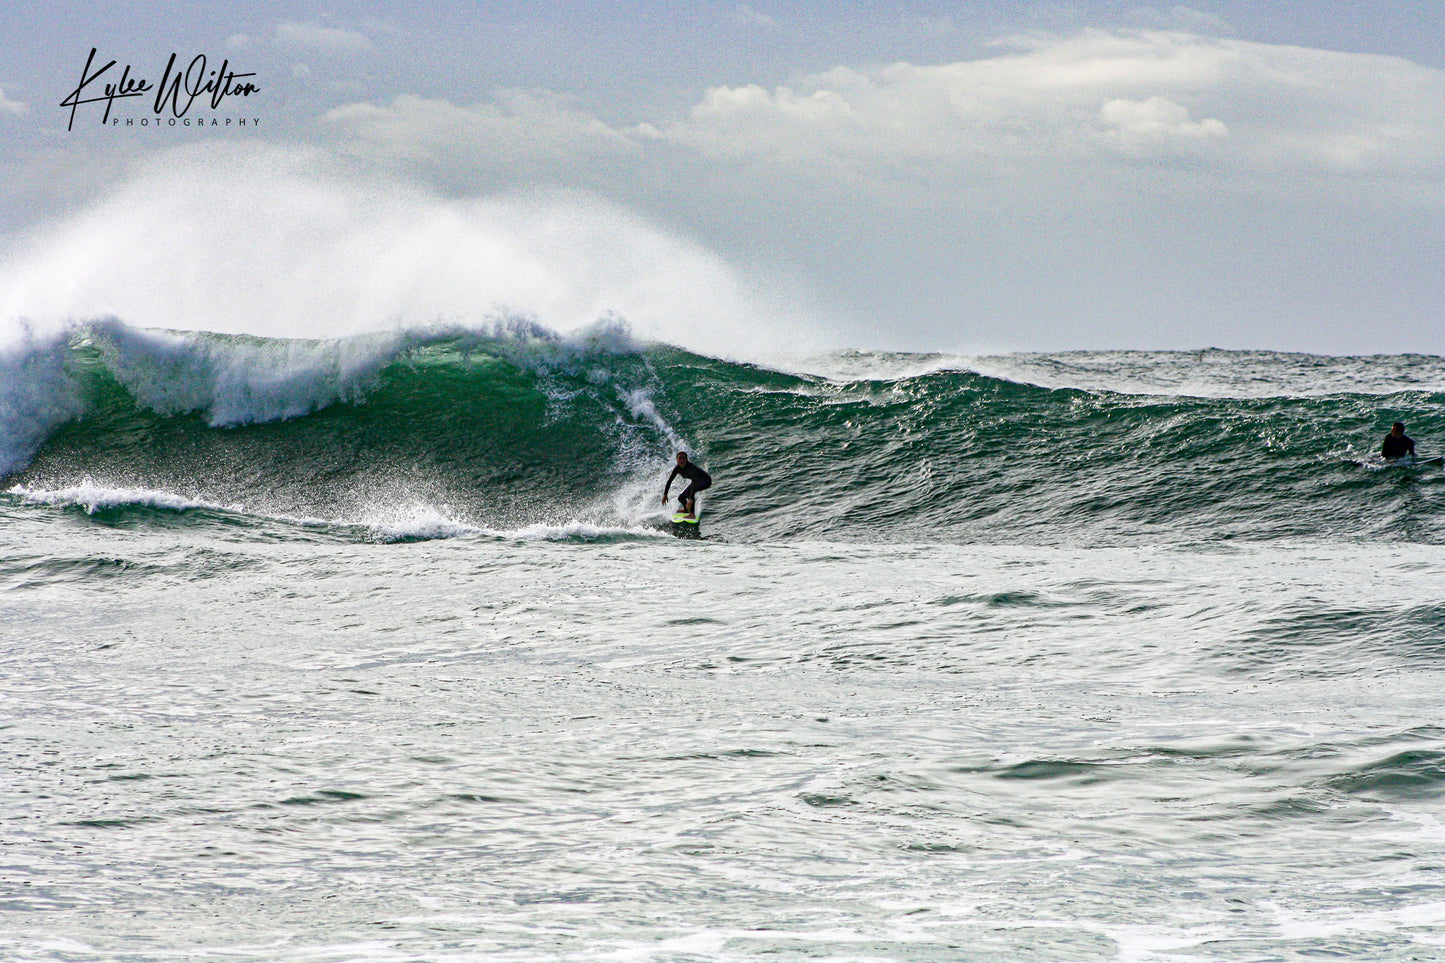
xmin=4 ymin=320 xmax=1445 ymax=961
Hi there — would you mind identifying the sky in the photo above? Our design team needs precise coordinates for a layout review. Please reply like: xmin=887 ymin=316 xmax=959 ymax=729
xmin=1 ymin=1 xmax=1442 ymax=358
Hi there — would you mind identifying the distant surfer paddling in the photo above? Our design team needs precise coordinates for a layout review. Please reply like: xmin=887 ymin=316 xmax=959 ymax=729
xmin=662 ymin=451 xmax=711 ymax=519
xmin=1382 ymin=422 xmax=1416 ymax=461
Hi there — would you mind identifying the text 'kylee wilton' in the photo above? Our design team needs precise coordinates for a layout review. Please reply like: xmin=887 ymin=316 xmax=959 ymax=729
xmin=61 ymin=47 xmax=261 ymax=131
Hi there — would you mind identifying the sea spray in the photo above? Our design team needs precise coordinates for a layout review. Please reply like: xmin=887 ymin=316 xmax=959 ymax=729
xmin=0 ymin=143 xmax=822 ymax=359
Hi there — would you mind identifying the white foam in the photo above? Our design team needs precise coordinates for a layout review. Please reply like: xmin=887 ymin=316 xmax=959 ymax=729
xmin=487 ymin=519 xmax=670 ymax=542
xmin=0 ymin=326 xmax=85 ymax=476
xmin=1263 ymin=896 xmax=1445 ymax=941
xmin=8 ymin=482 xmax=671 ymax=544
xmin=620 ymin=387 xmax=685 ymax=452
xmin=8 ymin=481 xmax=236 ymax=515
xmin=775 ymin=350 xmax=975 ymax=384
xmin=361 ymin=505 xmax=483 ymax=543
xmin=364 ymin=513 xmax=671 ymax=544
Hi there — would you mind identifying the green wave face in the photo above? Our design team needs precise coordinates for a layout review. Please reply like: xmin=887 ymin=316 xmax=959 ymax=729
xmin=649 ymin=349 xmax=1445 ymax=544
xmin=11 ymin=324 xmax=675 ymax=532
xmin=8 ymin=323 xmax=1445 ymax=544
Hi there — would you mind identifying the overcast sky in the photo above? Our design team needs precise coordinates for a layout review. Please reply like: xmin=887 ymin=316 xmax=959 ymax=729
xmin=1 ymin=1 xmax=1442 ymax=357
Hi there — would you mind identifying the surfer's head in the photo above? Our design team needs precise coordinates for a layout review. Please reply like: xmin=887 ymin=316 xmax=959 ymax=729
xmin=676 ymin=451 xmax=689 ymax=466
xmin=1392 ymin=422 xmax=1406 ymax=435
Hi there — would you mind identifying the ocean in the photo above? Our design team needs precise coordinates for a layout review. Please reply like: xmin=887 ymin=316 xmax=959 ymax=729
xmin=4 ymin=318 xmax=1445 ymax=962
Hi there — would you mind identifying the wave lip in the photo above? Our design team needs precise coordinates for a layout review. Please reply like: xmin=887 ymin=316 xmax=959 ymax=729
xmin=0 ymin=326 xmax=87 ymax=477
xmin=84 ymin=319 xmax=406 ymax=427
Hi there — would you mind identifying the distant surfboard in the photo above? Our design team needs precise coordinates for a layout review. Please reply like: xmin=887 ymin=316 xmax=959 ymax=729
xmin=1343 ymin=455 xmax=1444 ymax=468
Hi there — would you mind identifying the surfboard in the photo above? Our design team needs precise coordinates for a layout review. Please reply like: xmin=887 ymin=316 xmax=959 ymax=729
xmin=670 ymin=503 xmax=702 ymax=539
xmin=1344 ymin=455 xmax=1444 ymax=468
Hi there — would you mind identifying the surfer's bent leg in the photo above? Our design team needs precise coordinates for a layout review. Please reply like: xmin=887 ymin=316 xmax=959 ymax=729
xmin=678 ymin=479 xmax=710 ymax=514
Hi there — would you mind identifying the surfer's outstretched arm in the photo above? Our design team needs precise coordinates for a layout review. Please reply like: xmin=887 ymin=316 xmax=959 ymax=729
xmin=662 ymin=465 xmax=680 ymax=504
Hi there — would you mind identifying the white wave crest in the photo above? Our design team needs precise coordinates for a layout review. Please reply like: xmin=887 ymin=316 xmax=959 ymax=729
xmin=779 ymin=348 xmax=1445 ymax=398
xmin=86 ymin=318 xmax=407 ymax=426
xmin=8 ymin=480 xmax=237 ymax=515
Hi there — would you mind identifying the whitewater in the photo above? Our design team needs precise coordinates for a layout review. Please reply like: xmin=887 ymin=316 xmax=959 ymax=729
xmin=2 ymin=312 xmax=1445 ymax=963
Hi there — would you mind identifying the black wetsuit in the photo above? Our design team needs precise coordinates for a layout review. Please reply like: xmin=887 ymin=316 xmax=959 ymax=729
xmin=665 ymin=462 xmax=712 ymax=511
xmin=1382 ymin=433 xmax=1416 ymax=459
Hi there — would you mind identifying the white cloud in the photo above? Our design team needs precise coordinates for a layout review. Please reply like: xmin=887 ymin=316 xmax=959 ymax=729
xmin=275 ymin=21 xmax=375 ymax=52
xmin=358 ymin=18 xmax=402 ymax=40
xmin=1099 ymin=95 xmax=1228 ymax=149
xmin=321 ymin=29 xmax=1445 ymax=203
xmin=648 ymin=30 xmax=1445 ymax=181
xmin=1150 ymin=5 xmax=1234 ymax=35
xmin=325 ymin=92 xmax=634 ymax=167
xmin=733 ymin=4 xmax=779 ymax=29
xmin=0 ymin=87 xmax=28 ymax=117
xmin=905 ymin=15 xmax=959 ymax=39
xmin=652 ymin=83 xmax=860 ymax=163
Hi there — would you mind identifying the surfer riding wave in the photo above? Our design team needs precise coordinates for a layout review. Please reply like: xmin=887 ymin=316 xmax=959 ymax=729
xmin=662 ymin=451 xmax=711 ymax=518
